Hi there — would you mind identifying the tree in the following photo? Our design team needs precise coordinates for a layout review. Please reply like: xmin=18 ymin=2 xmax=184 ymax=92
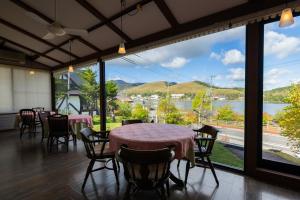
xmin=192 ymin=90 xmax=212 ymax=123
xmin=117 ymin=101 xmax=132 ymax=119
xmin=157 ymin=97 xmax=182 ymax=124
xmin=262 ymin=112 xmax=273 ymax=126
xmin=131 ymin=103 xmax=149 ymax=121
xmin=216 ymin=105 xmax=236 ymax=121
xmin=106 ymin=80 xmax=118 ymax=122
xmin=77 ymin=68 xmax=99 ymax=113
xmin=277 ymin=84 xmax=300 ymax=151
xmin=182 ymin=111 xmax=197 ymax=125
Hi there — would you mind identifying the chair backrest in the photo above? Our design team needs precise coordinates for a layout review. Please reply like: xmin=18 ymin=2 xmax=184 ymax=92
xmin=48 ymin=114 xmax=69 ymax=137
xmin=20 ymin=109 xmax=35 ymax=125
xmin=32 ymin=107 xmax=44 ymax=112
xmin=118 ymin=145 xmax=174 ymax=189
xmin=38 ymin=111 xmax=50 ymax=129
xmin=80 ymin=128 xmax=109 ymax=158
xmin=195 ymin=125 xmax=219 ymax=155
xmin=121 ymin=119 xmax=143 ymax=126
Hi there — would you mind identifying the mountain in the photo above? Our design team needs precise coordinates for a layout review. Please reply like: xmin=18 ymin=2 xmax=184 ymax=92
xmin=110 ymin=80 xmax=143 ymax=91
xmin=264 ymin=86 xmax=291 ymax=103
xmin=123 ymin=80 xmax=244 ymax=99
xmin=122 ymin=81 xmax=170 ymax=94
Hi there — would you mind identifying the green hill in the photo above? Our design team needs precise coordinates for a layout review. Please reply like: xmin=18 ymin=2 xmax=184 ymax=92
xmin=123 ymin=81 xmax=244 ymax=100
xmin=264 ymin=86 xmax=291 ymax=103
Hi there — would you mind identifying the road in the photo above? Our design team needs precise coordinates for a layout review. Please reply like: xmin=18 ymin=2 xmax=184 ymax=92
xmin=216 ymin=127 xmax=293 ymax=152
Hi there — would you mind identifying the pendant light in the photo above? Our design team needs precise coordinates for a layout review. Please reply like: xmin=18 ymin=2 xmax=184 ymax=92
xmin=118 ymin=0 xmax=126 ymax=54
xmin=68 ymin=40 xmax=74 ymax=72
xmin=279 ymin=1 xmax=294 ymax=27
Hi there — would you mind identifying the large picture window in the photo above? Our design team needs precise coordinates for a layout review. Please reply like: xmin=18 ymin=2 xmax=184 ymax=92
xmin=262 ymin=17 xmax=300 ymax=173
xmin=106 ymin=26 xmax=246 ymax=169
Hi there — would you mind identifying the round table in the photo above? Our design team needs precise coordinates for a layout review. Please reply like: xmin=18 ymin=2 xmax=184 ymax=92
xmin=109 ymin=123 xmax=195 ymax=161
xmin=109 ymin=123 xmax=196 ymax=187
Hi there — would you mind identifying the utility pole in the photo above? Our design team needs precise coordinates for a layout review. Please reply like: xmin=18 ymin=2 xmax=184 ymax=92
xmin=209 ymin=75 xmax=215 ymax=122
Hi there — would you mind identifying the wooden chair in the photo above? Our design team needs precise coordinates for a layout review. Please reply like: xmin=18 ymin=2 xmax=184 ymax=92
xmin=32 ymin=107 xmax=44 ymax=125
xmin=179 ymin=125 xmax=219 ymax=186
xmin=118 ymin=145 xmax=175 ymax=200
xmin=121 ymin=119 xmax=143 ymax=126
xmin=80 ymin=128 xmax=119 ymax=191
xmin=38 ymin=111 xmax=50 ymax=143
xmin=19 ymin=109 xmax=36 ymax=138
xmin=47 ymin=114 xmax=69 ymax=152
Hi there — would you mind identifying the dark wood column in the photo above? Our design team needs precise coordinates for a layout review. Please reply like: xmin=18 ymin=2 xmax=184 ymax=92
xmin=99 ymin=59 xmax=106 ymax=131
xmin=244 ymin=22 xmax=264 ymax=176
xmin=50 ymin=72 xmax=56 ymax=111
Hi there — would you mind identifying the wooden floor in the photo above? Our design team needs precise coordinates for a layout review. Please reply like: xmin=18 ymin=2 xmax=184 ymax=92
xmin=0 ymin=130 xmax=299 ymax=200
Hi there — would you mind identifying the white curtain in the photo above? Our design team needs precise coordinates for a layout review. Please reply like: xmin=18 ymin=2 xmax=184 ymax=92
xmin=0 ymin=66 xmax=13 ymax=112
xmin=0 ymin=64 xmax=51 ymax=113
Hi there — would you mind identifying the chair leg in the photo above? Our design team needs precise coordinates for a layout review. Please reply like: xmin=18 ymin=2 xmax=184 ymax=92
xmin=166 ymin=179 xmax=170 ymax=197
xmin=177 ymin=159 xmax=181 ymax=168
xmin=112 ymin=158 xmax=119 ymax=186
xmin=20 ymin=124 xmax=24 ymax=138
xmin=116 ymin=161 xmax=120 ymax=172
xmin=207 ymin=156 xmax=219 ymax=186
xmin=160 ymin=185 xmax=166 ymax=200
xmin=124 ymin=183 xmax=132 ymax=200
xmin=184 ymin=160 xmax=190 ymax=186
xmin=65 ymin=136 xmax=69 ymax=152
xmin=82 ymin=159 xmax=95 ymax=191
xmin=41 ymin=129 xmax=44 ymax=143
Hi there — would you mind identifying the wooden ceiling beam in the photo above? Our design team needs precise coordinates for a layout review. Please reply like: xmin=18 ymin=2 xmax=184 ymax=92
xmin=10 ymin=0 xmax=100 ymax=56
xmin=87 ymin=0 xmax=153 ymax=32
xmin=153 ymin=0 xmax=178 ymax=27
xmin=31 ymin=0 xmax=152 ymax=59
xmin=52 ymin=0 xmax=294 ymax=71
xmin=0 ymin=18 xmax=79 ymax=59
xmin=10 ymin=0 xmax=53 ymax=23
xmin=0 ymin=36 xmax=63 ymax=65
xmin=75 ymin=0 xmax=132 ymax=42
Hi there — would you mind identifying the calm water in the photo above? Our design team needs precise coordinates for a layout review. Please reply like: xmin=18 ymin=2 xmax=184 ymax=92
xmin=174 ymin=100 xmax=288 ymax=116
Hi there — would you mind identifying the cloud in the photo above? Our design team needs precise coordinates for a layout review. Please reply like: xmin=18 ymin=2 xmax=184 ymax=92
xmin=210 ymin=52 xmax=221 ymax=60
xmin=226 ymin=68 xmax=245 ymax=81
xmin=264 ymin=31 xmax=300 ymax=59
xmin=107 ymin=26 xmax=245 ymax=68
xmin=264 ymin=68 xmax=290 ymax=85
xmin=161 ymin=57 xmax=189 ymax=68
xmin=222 ymin=49 xmax=245 ymax=65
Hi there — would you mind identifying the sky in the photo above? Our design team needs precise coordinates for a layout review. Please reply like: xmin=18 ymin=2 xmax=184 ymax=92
xmin=104 ymin=16 xmax=300 ymax=91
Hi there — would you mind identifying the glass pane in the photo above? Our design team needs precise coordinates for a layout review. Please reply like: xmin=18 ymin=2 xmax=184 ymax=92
xmin=263 ymin=18 xmax=300 ymax=166
xmin=106 ymin=26 xmax=245 ymax=169
xmin=54 ymin=65 xmax=100 ymax=128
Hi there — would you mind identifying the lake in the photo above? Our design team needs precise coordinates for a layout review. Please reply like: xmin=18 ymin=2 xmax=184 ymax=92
xmin=173 ymin=100 xmax=288 ymax=116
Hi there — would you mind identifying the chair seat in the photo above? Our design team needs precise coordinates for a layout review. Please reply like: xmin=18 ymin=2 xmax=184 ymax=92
xmin=94 ymin=143 xmax=115 ymax=157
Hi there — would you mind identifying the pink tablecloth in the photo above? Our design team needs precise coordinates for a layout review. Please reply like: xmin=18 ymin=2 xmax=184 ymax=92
xmin=109 ymin=123 xmax=195 ymax=162
xmin=68 ymin=115 xmax=92 ymax=126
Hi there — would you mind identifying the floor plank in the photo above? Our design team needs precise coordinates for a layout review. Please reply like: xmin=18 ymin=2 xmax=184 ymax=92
xmin=0 ymin=130 xmax=299 ymax=200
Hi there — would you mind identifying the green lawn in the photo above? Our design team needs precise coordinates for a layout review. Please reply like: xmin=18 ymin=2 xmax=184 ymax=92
xmin=211 ymin=142 xmax=244 ymax=169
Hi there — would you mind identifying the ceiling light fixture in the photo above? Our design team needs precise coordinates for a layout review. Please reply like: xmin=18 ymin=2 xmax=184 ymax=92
xmin=118 ymin=0 xmax=126 ymax=54
xmin=29 ymin=70 xmax=35 ymax=75
xmin=279 ymin=1 xmax=294 ymax=27
xmin=68 ymin=40 xmax=74 ymax=72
